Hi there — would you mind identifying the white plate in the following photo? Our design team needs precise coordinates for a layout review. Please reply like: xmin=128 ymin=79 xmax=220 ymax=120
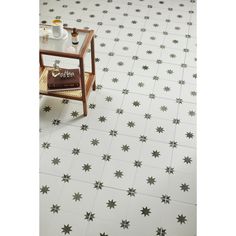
xmin=40 ymin=28 xmax=68 ymax=40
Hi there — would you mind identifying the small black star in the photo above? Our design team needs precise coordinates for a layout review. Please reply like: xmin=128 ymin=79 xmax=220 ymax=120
xmin=133 ymin=101 xmax=140 ymax=107
xmin=43 ymin=106 xmax=51 ymax=112
xmin=176 ymin=214 xmax=187 ymax=224
xmin=127 ymin=121 xmax=135 ymax=128
xmin=160 ymin=106 xmax=168 ymax=112
xmin=106 ymin=199 xmax=117 ymax=209
xmin=138 ymin=82 xmax=144 ymax=87
xmin=134 ymin=160 xmax=142 ymax=168
xmin=122 ymin=89 xmax=129 ymax=94
xmin=152 ymin=150 xmax=160 ymax=158
xmin=173 ymin=118 xmax=180 ymax=124
xmin=141 ymin=207 xmax=151 ymax=216
xmin=156 ymin=227 xmax=167 ymax=236
xmin=42 ymin=142 xmax=50 ymax=149
xmin=72 ymin=148 xmax=80 ymax=155
xmin=161 ymin=194 xmax=171 ymax=204
xmin=82 ymin=163 xmax=91 ymax=172
xmin=188 ymin=110 xmax=196 ymax=117
xmin=144 ymin=113 xmax=151 ymax=119
xmin=62 ymin=99 xmax=69 ymax=104
xmin=71 ymin=111 xmax=79 ymax=118
xmin=61 ymin=224 xmax=72 ymax=234
xmin=84 ymin=212 xmax=95 ymax=221
xmin=139 ymin=135 xmax=147 ymax=142
xmin=156 ymin=126 xmax=164 ymax=133
xmin=105 ymin=96 xmax=113 ymax=102
xmin=52 ymin=119 xmax=60 ymax=125
xmin=116 ymin=108 xmax=123 ymax=114
xmin=142 ymin=65 xmax=149 ymax=70
xmin=50 ymin=204 xmax=60 ymax=213
xmin=62 ymin=133 xmax=70 ymax=140
xmin=109 ymin=129 xmax=118 ymax=136
xmin=73 ymin=192 xmax=82 ymax=201
xmin=89 ymin=103 xmax=96 ymax=109
xmin=62 ymin=174 xmax=71 ymax=183
xmin=98 ymin=116 xmax=107 ymax=122
xmin=186 ymin=132 xmax=194 ymax=139
xmin=165 ymin=166 xmax=174 ymax=174
xmin=51 ymin=157 xmax=60 ymax=165
xmin=94 ymin=181 xmax=103 ymax=190
xmin=176 ymin=98 xmax=183 ymax=104
xmin=100 ymin=233 xmax=108 ymax=236
xmin=180 ymin=183 xmax=190 ymax=192
xmin=112 ymin=77 xmax=118 ymax=83
xmin=121 ymin=144 xmax=130 ymax=152
xmin=169 ymin=141 xmax=178 ymax=148
xmin=147 ymin=176 xmax=156 ymax=185
xmin=102 ymin=154 xmax=111 ymax=161
xmin=91 ymin=138 xmax=99 ymax=146
xmin=81 ymin=124 xmax=88 ymax=131
xmin=114 ymin=170 xmax=123 ymax=178
xmin=40 ymin=185 xmax=50 ymax=194
xmin=127 ymin=188 xmax=136 ymax=197
xmin=183 ymin=156 xmax=192 ymax=164
xmin=120 ymin=219 xmax=130 ymax=229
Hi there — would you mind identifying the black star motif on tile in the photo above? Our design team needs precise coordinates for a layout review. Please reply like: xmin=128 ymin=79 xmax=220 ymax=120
xmin=139 ymin=135 xmax=147 ymax=142
xmin=121 ymin=144 xmax=130 ymax=152
xmin=180 ymin=183 xmax=190 ymax=192
xmin=127 ymin=121 xmax=135 ymax=128
xmin=98 ymin=116 xmax=107 ymax=122
xmin=169 ymin=141 xmax=177 ymax=148
xmin=173 ymin=118 xmax=180 ymax=124
xmin=134 ymin=160 xmax=142 ymax=168
xmin=109 ymin=129 xmax=118 ymax=136
xmin=156 ymin=227 xmax=167 ymax=236
xmin=186 ymin=132 xmax=194 ymax=139
xmin=156 ymin=126 xmax=164 ymax=133
xmin=106 ymin=199 xmax=117 ymax=209
xmin=61 ymin=224 xmax=72 ymax=235
xmin=40 ymin=185 xmax=50 ymax=194
xmin=71 ymin=111 xmax=79 ymax=118
xmin=105 ymin=96 xmax=113 ymax=102
xmin=127 ymin=188 xmax=136 ymax=197
xmin=160 ymin=106 xmax=168 ymax=112
xmin=165 ymin=166 xmax=174 ymax=174
xmin=138 ymin=82 xmax=144 ymax=87
xmin=89 ymin=103 xmax=96 ymax=109
xmin=144 ymin=113 xmax=152 ymax=119
xmin=50 ymin=204 xmax=60 ymax=213
xmin=142 ymin=65 xmax=149 ymax=70
xmin=51 ymin=157 xmax=60 ymax=165
xmin=112 ymin=77 xmax=118 ymax=83
xmin=62 ymin=174 xmax=71 ymax=183
xmin=102 ymin=154 xmax=111 ymax=161
xmin=85 ymin=212 xmax=95 ymax=221
xmin=176 ymin=214 xmax=187 ymax=224
xmin=43 ymin=105 xmax=51 ymax=112
xmin=161 ymin=194 xmax=171 ymax=204
xmin=188 ymin=110 xmax=196 ymax=117
xmin=100 ymin=233 xmax=108 ymax=236
xmin=79 ymin=124 xmax=88 ymax=132
xmin=133 ymin=101 xmax=140 ymax=107
xmin=183 ymin=156 xmax=192 ymax=164
xmin=62 ymin=99 xmax=69 ymax=104
xmin=62 ymin=133 xmax=70 ymax=140
xmin=42 ymin=142 xmax=50 ymax=149
xmin=122 ymin=89 xmax=129 ymax=94
xmin=94 ymin=181 xmax=103 ymax=190
xmin=141 ymin=207 xmax=151 ymax=216
xmin=52 ymin=119 xmax=61 ymax=125
xmin=114 ymin=170 xmax=123 ymax=178
xmin=72 ymin=148 xmax=80 ymax=155
xmin=73 ymin=192 xmax=82 ymax=201
xmin=152 ymin=150 xmax=160 ymax=158
xmin=147 ymin=176 xmax=156 ymax=185
xmin=82 ymin=163 xmax=92 ymax=172
xmin=91 ymin=138 xmax=100 ymax=146
xmin=116 ymin=108 xmax=123 ymax=114
xmin=120 ymin=219 xmax=130 ymax=229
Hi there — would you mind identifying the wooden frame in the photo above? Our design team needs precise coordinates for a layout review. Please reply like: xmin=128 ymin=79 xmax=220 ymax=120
xmin=39 ymin=27 xmax=96 ymax=116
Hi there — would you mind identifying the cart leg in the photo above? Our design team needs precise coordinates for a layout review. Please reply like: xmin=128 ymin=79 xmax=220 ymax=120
xmin=92 ymin=80 xmax=96 ymax=91
xmin=83 ymin=101 xmax=88 ymax=116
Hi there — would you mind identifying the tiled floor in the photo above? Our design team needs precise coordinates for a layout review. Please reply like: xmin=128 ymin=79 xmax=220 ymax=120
xmin=40 ymin=0 xmax=196 ymax=235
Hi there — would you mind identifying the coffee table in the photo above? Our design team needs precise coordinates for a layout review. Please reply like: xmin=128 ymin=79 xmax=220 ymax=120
xmin=39 ymin=25 xmax=96 ymax=116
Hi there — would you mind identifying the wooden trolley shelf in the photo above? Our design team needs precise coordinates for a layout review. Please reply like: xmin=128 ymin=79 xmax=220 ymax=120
xmin=39 ymin=67 xmax=95 ymax=101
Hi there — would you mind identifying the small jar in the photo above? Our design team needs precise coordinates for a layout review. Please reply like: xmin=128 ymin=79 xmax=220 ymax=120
xmin=71 ymin=28 xmax=79 ymax=45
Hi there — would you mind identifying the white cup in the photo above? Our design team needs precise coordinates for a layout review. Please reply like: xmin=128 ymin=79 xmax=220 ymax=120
xmin=52 ymin=19 xmax=63 ymax=38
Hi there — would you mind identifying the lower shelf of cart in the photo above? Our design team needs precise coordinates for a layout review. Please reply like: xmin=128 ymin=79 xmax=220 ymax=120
xmin=39 ymin=67 xmax=95 ymax=100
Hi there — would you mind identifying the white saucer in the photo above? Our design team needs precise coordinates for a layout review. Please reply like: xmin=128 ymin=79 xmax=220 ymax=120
xmin=40 ymin=28 xmax=68 ymax=40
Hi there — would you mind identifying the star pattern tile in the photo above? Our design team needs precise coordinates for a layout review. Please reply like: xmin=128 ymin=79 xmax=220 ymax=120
xmin=40 ymin=0 xmax=196 ymax=235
